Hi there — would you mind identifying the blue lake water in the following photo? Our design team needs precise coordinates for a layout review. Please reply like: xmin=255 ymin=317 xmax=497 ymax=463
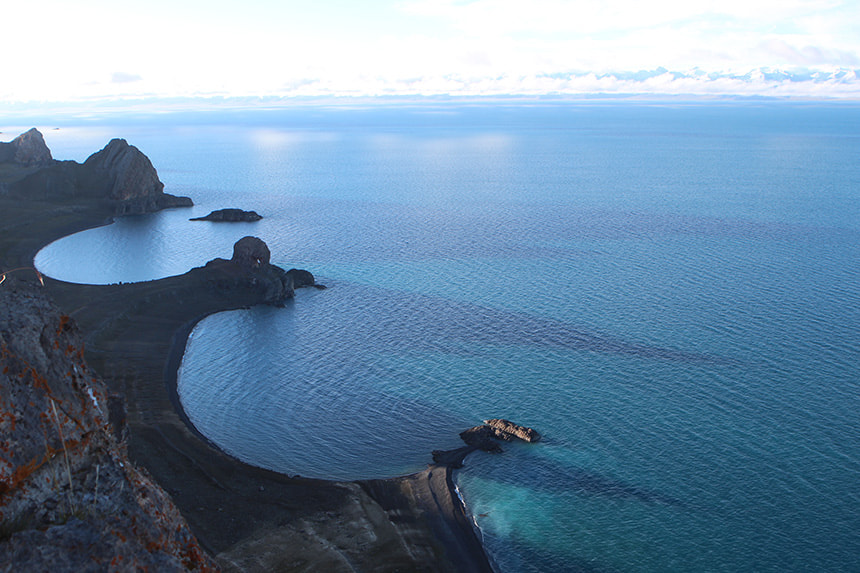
xmin=30 ymin=101 xmax=860 ymax=572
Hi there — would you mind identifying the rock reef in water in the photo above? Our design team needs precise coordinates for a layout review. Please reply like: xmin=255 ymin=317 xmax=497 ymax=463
xmin=484 ymin=418 xmax=542 ymax=443
xmin=457 ymin=418 xmax=541 ymax=454
xmin=190 ymin=208 xmax=263 ymax=222
xmin=0 ymin=129 xmax=192 ymax=215
xmin=0 ymin=279 xmax=217 ymax=571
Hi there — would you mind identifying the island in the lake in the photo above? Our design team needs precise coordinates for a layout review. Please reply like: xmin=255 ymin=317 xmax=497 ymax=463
xmin=190 ymin=208 xmax=263 ymax=222
xmin=1 ymin=128 xmax=538 ymax=571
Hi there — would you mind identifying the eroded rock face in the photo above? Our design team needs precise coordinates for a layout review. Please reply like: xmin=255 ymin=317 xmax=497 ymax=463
xmin=6 ymin=128 xmax=53 ymax=167
xmin=83 ymin=139 xmax=163 ymax=201
xmin=231 ymin=236 xmax=271 ymax=269
xmin=81 ymin=139 xmax=192 ymax=213
xmin=0 ymin=280 xmax=217 ymax=571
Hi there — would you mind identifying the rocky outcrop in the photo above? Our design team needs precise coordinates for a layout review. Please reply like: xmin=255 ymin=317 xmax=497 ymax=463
xmin=204 ymin=236 xmax=320 ymax=306
xmin=0 ymin=278 xmax=217 ymax=571
xmin=458 ymin=426 xmax=504 ymax=453
xmin=231 ymin=236 xmax=270 ymax=268
xmin=285 ymin=268 xmax=321 ymax=289
xmin=190 ymin=208 xmax=262 ymax=222
xmin=0 ymin=129 xmax=191 ymax=215
xmin=484 ymin=418 xmax=542 ymax=443
xmin=458 ymin=419 xmax=541 ymax=453
xmin=81 ymin=139 xmax=193 ymax=214
xmin=0 ymin=128 xmax=53 ymax=167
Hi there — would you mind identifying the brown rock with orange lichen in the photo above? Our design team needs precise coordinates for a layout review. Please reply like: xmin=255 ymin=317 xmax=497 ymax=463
xmin=0 ymin=278 xmax=218 ymax=572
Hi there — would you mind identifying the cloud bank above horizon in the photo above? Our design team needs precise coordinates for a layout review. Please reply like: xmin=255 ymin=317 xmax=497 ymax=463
xmin=3 ymin=0 xmax=859 ymax=102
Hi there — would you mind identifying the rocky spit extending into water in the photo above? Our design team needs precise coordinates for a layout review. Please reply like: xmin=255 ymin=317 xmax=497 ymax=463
xmin=1 ymin=129 xmax=539 ymax=572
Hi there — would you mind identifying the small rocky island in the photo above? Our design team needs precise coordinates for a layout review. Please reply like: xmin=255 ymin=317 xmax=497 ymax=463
xmin=190 ymin=208 xmax=263 ymax=222
xmin=432 ymin=419 xmax=541 ymax=465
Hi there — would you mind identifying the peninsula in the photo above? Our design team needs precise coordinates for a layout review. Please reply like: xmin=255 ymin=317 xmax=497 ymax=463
xmin=0 ymin=129 xmax=508 ymax=571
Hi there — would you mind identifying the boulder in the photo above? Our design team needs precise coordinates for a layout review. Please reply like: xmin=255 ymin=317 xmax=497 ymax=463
xmin=231 ymin=236 xmax=271 ymax=269
xmin=285 ymin=268 xmax=316 ymax=288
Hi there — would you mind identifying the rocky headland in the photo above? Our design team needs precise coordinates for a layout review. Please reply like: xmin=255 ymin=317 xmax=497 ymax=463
xmin=190 ymin=208 xmax=263 ymax=222
xmin=0 ymin=131 xmax=191 ymax=216
xmin=0 ymin=129 xmax=528 ymax=572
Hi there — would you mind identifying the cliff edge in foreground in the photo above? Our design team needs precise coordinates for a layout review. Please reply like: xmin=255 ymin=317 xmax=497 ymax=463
xmin=0 ymin=276 xmax=217 ymax=571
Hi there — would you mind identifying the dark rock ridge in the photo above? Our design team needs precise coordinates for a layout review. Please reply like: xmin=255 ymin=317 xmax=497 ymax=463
xmin=203 ymin=236 xmax=321 ymax=306
xmin=0 ymin=128 xmax=53 ymax=167
xmin=0 ymin=278 xmax=217 ymax=571
xmin=190 ymin=208 xmax=262 ymax=222
xmin=0 ymin=129 xmax=191 ymax=215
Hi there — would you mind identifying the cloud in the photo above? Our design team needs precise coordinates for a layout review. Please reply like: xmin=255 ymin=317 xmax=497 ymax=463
xmin=760 ymin=39 xmax=860 ymax=67
xmin=111 ymin=72 xmax=143 ymax=84
xmin=2 ymin=0 xmax=859 ymax=102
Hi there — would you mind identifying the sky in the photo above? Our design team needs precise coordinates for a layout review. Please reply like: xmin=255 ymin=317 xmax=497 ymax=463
xmin=2 ymin=0 xmax=860 ymax=102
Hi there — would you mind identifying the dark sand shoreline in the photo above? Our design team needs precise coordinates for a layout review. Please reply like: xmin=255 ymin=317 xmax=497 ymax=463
xmin=1 ymin=196 xmax=494 ymax=571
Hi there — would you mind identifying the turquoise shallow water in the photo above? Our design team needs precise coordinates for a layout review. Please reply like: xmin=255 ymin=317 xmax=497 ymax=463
xmin=30 ymin=102 xmax=860 ymax=572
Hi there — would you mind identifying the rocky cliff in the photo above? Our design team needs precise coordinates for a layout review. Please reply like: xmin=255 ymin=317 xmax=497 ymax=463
xmin=0 ymin=129 xmax=191 ymax=215
xmin=0 ymin=128 xmax=53 ymax=167
xmin=81 ymin=139 xmax=192 ymax=214
xmin=0 ymin=277 xmax=217 ymax=571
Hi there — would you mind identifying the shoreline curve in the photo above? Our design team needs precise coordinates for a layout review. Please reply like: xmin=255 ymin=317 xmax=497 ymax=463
xmin=4 ymin=196 xmax=495 ymax=571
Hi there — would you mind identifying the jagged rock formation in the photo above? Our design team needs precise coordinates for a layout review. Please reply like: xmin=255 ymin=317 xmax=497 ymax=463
xmin=0 ymin=128 xmax=53 ymax=167
xmin=0 ymin=129 xmax=191 ymax=215
xmin=484 ymin=418 xmax=542 ymax=443
xmin=190 ymin=208 xmax=263 ymax=222
xmin=0 ymin=278 xmax=217 ymax=571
